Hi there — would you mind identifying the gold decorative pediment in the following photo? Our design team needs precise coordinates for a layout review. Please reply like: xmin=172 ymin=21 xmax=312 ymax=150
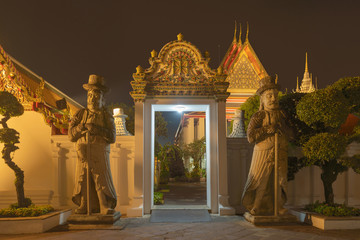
xmin=227 ymin=54 xmax=261 ymax=90
xmin=130 ymin=34 xmax=229 ymax=102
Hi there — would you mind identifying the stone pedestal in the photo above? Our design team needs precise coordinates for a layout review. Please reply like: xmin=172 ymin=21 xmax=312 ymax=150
xmin=67 ymin=211 xmax=121 ymax=225
xmin=243 ymin=212 xmax=298 ymax=225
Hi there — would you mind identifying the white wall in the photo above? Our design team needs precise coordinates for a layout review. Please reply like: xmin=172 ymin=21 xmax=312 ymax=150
xmin=0 ymin=111 xmax=53 ymax=207
xmin=287 ymin=142 xmax=360 ymax=207
xmin=49 ymin=135 xmax=135 ymax=215
xmin=227 ymin=139 xmax=360 ymax=213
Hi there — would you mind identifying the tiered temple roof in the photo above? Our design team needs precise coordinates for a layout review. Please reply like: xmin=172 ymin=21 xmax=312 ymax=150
xmin=0 ymin=44 xmax=82 ymax=134
xmin=220 ymin=22 xmax=268 ymax=118
xmin=295 ymin=52 xmax=316 ymax=93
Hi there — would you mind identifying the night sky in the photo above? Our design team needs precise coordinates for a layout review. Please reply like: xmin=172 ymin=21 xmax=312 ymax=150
xmin=0 ymin=0 xmax=359 ymax=107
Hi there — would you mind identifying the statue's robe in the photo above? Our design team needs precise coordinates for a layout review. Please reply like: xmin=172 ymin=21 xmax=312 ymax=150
xmin=69 ymin=108 xmax=117 ymax=210
xmin=242 ymin=109 xmax=292 ymax=215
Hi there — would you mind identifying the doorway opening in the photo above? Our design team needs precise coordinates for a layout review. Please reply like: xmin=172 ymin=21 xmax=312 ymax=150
xmin=151 ymin=105 xmax=210 ymax=210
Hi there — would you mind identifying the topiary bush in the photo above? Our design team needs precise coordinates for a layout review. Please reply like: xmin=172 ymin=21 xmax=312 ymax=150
xmin=305 ymin=201 xmax=360 ymax=217
xmin=0 ymin=91 xmax=29 ymax=208
xmin=0 ymin=204 xmax=54 ymax=217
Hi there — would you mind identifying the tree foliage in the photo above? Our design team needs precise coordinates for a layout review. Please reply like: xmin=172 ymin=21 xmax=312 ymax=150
xmin=330 ymin=76 xmax=360 ymax=114
xmin=297 ymin=87 xmax=350 ymax=129
xmin=156 ymin=143 xmax=185 ymax=184
xmin=240 ymin=95 xmax=259 ymax=131
xmin=296 ymin=76 xmax=360 ymax=204
xmin=182 ymin=137 xmax=206 ymax=181
xmin=303 ymin=133 xmax=348 ymax=166
xmin=0 ymin=92 xmax=24 ymax=117
xmin=0 ymin=91 xmax=30 ymax=208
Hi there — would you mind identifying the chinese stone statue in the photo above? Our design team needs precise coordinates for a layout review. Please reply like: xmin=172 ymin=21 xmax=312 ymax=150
xmin=69 ymin=74 xmax=117 ymax=215
xmin=242 ymin=75 xmax=293 ymax=216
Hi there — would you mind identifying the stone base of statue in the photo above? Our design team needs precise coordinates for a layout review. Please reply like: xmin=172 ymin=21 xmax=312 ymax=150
xmin=67 ymin=211 xmax=121 ymax=226
xmin=243 ymin=212 xmax=298 ymax=226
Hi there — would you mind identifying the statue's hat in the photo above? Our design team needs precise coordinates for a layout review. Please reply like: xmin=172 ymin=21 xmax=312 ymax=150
xmin=256 ymin=75 xmax=280 ymax=95
xmin=83 ymin=74 xmax=109 ymax=93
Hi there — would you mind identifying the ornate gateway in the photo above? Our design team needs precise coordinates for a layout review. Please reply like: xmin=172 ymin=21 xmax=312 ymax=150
xmin=130 ymin=34 xmax=230 ymax=102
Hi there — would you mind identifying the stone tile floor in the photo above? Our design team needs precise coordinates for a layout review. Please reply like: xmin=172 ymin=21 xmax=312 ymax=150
xmin=1 ymin=215 xmax=360 ymax=240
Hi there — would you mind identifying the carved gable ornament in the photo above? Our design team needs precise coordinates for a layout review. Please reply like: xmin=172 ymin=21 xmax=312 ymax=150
xmin=130 ymin=34 xmax=230 ymax=102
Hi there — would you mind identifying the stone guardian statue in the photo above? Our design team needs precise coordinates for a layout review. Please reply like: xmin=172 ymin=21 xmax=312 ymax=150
xmin=242 ymin=75 xmax=293 ymax=216
xmin=69 ymin=74 xmax=117 ymax=215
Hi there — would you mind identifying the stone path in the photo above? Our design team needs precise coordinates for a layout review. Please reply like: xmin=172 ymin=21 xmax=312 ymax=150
xmin=1 ymin=215 xmax=360 ymax=240
xmin=163 ymin=182 xmax=207 ymax=206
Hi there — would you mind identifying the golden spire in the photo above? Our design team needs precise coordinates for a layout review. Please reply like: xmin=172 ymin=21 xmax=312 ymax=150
xmin=245 ymin=22 xmax=249 ymax=42
xmin=233 ymin=20 xmax=237 ymax=42
xmin=315 ymin=77 xmax=318 ymax=89
xmin=275 ymin=74 xmax=278 ymax=84
xmin=305 ymin=52 xmax=309 ymax=73
xmin=238 ymin=23 xmax=242 ymax=45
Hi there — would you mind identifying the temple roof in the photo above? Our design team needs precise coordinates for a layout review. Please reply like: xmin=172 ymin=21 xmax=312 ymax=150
xmin=220 ymin=23 xmax=268 ymax=93
xmin=0 ymin=44 xmax=83 ymax=134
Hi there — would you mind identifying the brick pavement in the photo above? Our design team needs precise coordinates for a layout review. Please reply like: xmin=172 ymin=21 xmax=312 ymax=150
xmin=1 ymin=215 xmax=360 ymax=240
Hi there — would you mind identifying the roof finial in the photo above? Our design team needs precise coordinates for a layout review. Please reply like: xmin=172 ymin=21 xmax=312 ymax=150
xmin=275 ymin=74 xmax=278 ymax=84
xmin=296 ymin=76 xmax=299 ymax=91
xmin=177 ymin=33 xmax=184 ymax=41
xmin=315 ymin=77 xmax=318 ymax=89
xmin=245 ymin=22 xmax=249 ymax=42
xmin=151 ymin=50 xmax=157 ymax=58
xmin=233 ymin=20 xmax=237 ymax=42
xmin=305 ymin=52 xmax=309 ymax=73
xmin=238 ymin=23 xmax=242 ymax=44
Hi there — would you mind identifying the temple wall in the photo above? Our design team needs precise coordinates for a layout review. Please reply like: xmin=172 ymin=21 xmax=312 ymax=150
xmin=48 ymin=135 xmax=136 ymax=215
xmin=1 ymin=121 xmax=359 ymax=213
xmin=0 ymin=131 xmax=136 ymax=215
xmin=227 ymin=138 xmax=360 ymax=214
xmin=0 ymin=111 xmax=53 ymax=208
xmin=227 ymin=138 xmax=253 ymax=214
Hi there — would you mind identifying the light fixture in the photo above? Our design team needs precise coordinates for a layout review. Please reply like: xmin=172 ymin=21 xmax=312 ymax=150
xmin=174 ymin=105 xmax=186 ymax=113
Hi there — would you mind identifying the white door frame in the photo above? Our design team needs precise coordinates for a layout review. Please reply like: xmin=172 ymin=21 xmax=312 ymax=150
xmin=143 ymin=98 xmax=219 ymax=214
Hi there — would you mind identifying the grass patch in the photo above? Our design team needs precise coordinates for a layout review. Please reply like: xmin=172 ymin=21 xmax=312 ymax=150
xmin=305 ymin=201 xmax=360 ymax=217
xmin=0 ymin=205 xmax=55 ymax=218
xmin=154 ymin=192 xmax=164 ymax=205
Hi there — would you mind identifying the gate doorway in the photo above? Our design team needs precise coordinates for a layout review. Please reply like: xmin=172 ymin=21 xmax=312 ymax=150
xmin=151 ymin=105 xmax=210 ymax=210
xmin=129 ymin=34 xmax=234 ymax=216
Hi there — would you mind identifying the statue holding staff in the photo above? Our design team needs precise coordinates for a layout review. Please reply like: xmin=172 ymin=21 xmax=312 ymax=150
xmin=242 ymin=75 xmax=293 ymax=216
xmin=69 ymin=74 xmax=117 ymax=215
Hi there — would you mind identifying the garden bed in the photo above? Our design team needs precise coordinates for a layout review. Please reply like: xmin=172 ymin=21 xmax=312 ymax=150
xmin=0 ymin=209 xmax=72 ymax=234
xmin=290 ymin=208 xmax=360 ymax=230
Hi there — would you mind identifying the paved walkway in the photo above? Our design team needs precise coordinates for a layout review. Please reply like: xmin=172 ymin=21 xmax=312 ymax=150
xmin=163 ymin=182 xmax=206 ymax=206
xmin=1 ymin=215 xmax=360 ymax=240
xmin=2 ymin=183 xmax=359 ymax=239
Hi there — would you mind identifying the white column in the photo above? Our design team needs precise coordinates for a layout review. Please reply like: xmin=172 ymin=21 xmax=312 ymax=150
xmin=127 ymin=101 xmax=144 ymax=217
xmin=217 ymin=100 xmax=235 ymax=215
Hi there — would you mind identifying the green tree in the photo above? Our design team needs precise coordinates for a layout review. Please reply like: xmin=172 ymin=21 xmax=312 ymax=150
xmin=0 ymin=91 xmax=31 ymax=208
xmin=297 ymin=77 xmax=360 ymax=204
xmin=240 ymin=95 xmax=259 ymax=131
xmin=182 ymin=137 xmax=206 ymax=181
